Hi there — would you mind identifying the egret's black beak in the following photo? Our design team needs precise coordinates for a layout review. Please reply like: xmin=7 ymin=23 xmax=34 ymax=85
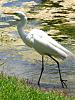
xmin=3 ymin=11 xmax=16 ymax=15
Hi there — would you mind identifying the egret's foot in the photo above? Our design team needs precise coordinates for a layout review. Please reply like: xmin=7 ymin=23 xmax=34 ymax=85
xmin=61 ymin=79 xmax=67 ymax=88
xmin=38 ymin=81 xmax=40 ymax=87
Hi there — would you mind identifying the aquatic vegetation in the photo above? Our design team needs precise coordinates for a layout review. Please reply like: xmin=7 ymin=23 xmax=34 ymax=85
xmin=55 ymin=24 xmax=75 ymax=38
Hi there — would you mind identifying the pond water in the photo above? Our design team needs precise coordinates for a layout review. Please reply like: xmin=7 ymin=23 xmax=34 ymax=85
xmin=2 ymin=0 xmax=42 ymax=7
xmin=0 ymin=40 xmax=75 ymax=96
xmin=0 ymin=0 xmax=75 ymax=96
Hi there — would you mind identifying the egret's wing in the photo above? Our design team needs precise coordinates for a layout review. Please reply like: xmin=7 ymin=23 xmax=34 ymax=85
xmin=46 ymin=35 xmax=72 ymax=55
xmin=32 ymin=29 xmax=72 ymax=55
xmin=30 ymin=29 xmax=72 ymax=58
xmin=34 ymin=33 xmax=70 ymax=59
xmin=30 ymin=29 xmax=47 ymax=37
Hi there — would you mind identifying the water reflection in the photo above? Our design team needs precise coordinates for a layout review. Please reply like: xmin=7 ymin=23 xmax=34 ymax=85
xmin=2 ymin=1 xmax=22 ymax=7
xmin=2 ymin=0 xmax=42 ymax=7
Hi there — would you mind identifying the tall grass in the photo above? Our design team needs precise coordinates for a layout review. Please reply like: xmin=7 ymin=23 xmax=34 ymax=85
xmin=0 ymin=73 xmax=74 ymax=100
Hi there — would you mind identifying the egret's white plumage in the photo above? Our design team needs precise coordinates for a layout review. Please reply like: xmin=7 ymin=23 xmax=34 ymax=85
xmin=4 ymin=11 xmax=72 ymax=88
xmin=30 ymin=29 xmax=72 ymax=59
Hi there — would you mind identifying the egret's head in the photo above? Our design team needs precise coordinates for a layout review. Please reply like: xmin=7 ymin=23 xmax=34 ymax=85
xmin=4 ymin=11 xmax=27 ymax=26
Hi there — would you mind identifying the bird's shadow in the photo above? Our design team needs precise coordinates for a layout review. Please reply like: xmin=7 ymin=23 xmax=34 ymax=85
xmin=26 ymin=80 xmax=69 ymax=95
xmin=26 ymin=79 xmax=67 ymax=89
xmin=38 ymin=83 xmax=62 ymax=89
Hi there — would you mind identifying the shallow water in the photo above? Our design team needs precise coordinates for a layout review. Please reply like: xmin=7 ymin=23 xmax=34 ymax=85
xmin=0 ymin=43 xmax=75 ymax=95
xmin=2 ymin=0 xmax=42 ymax=7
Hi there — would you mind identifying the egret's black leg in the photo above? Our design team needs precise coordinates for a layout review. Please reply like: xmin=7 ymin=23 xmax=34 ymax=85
xmin=48 ymin=55 xmax=67 ymax=88
xmin=38 ymin=56 xmax=44 ymax=86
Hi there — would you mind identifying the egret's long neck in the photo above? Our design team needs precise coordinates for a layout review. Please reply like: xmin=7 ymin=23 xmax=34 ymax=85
xmin=17 ymin=16 xmax=27 ymax=33
xmin=17 ymin=16 xmax=32 ymax=47
xmin=17 ymin=16 xmax=27 ymax=41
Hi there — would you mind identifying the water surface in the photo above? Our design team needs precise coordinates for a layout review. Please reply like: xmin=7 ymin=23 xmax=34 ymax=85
xmin=2 ymin=0 xmax=42 ymax=7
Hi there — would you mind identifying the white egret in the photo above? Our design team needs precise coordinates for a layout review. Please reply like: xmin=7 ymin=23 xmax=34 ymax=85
xmin=4 ymin=11 xmax=72 ymax=88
